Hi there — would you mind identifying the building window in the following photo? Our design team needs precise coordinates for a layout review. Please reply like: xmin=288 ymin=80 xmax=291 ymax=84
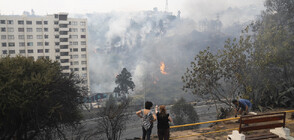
xmin=2 ymin=50 xmax=7 ymax=54
xmin=0 ymin=20 xmax=5 ymax=24
xmin=73 ymin=48 xmax=78 ymax=52
xmin=81 ymin=41 xmax=86 ymax=45
xmin=73 ymin=42 xmax=78 ymax=45
xmin=18 ymin=28 xmax=24 ymax=32
xmin=81 ymin=61 xmax=87 ymax=65
xmin=26 ymin=21 xmax=32 ymax=25
xmin=18 ymin=20 xmax=24 ymax=24
xmin=81 ymin=48 xmax=86 ymax=51
xmin=60 ymin=45 xmax=68 ymax=49
xmin=54 ymin=28 xmax=59 ymax=32
xmin=44 ymin=28 xmax=48 ymax=32
xmin=7 ymin=20 xmax=14 ymax=24
xmin=37 ymin=35 xmax=43 ymax=39
xmin=8 ymin=35 xmax=14 ymax=40
xmin=28 ymin=49 xmax=33 ymax=53
xmin=81 ymin=54 xmax=86 ymax=58
xmin=80 ymin=21 xmax=86 ymax=26
xmin=9 ymin=50 xmax=15 ymax=54
xmin=54 ymin=21 xmax=58 ymax=25
xmin=19 ymin=50 xmax=25 ymax=53
xmin=45 ymin=42 xmax=49 ymax=46
xmin=73 ymin=61 xmax=79 ymax=65
xmin=59 ymin=24 xmax=68 ymax=28
xmin=27 ymin=42 xmax=33 ymax=46
xmin=59 ymin=31 xmax=68 ymax=35
xmin=60 ymin=59 xmax=69 ymax=63
xmin=54 ymin=14 xmax=59 ymax=19
xmin=81 ymin=28 xmax=86 ymax=32
xmin=55 ymin=42 xmax=60 ymax=46
xmin=82 ymin=67 xmax=87 ymax=71
xmin=45 ymin=49 xmax=49 ymax=53
xmin=1 ymin=27 xmax=6 ymax=32
xmin=27 ymin=28 xmax=33 ymax=32
xmin=55 ymin=35 xmax=59 ymax=39
xmin=71 ymin=21 xmax=77 ymax=25
xmin=59 ymin=15 xmax=67 ymax=20
xmin=18 ymin=35 xmax=25 ymax=39
xmin=74 ymin=68 xmax=79 ymax=71
xmin=38 ymin=49 xmax=43 ymax=53
xmin=36 ymin=21 xmax=42 ymax=25
xmin=8 ymin=42 xmax=15 ymax=47
xmin=8 ymin=28 xmax=14 ymax=32
xmin=27 ymin=35 xmax=33 ymax=39
xmin=55 ymin=49 xmax=60 ymax=52
xmin=2 ymin=43 xmax=7 ymax=47
xmin=73 ymin=55 xmax=79 ymax=58
xmin=56 ymin=56 xmax=60 ymax=59
xmin=70 ymin=28 xmax=78 ymax=32
xmin=1 ymin=35 xmax=6 ymax=40
xmin=70 ymin=35 xmax=78 ymax=39
xmin=81 ymin=35 xmax=86 ymax=38
xmin=36 ymin=28 xmax=42 ymax=32
xmin=60 ymin=38 xmax=68 ymax=42
xmin=37 ymin=42 xmax=43 ymax=46
xmin=60 ymin=52 xmax=69 ymax=56
xmin=44 ymin=21 xmax=48 ymax=24
xmin=44 ymin=35 xmax=49 ymax=39
xmin=19 ymin=42 xmax=25 ymax=47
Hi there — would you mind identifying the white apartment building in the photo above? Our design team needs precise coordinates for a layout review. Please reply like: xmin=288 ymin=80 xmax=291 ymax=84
xmin=0 ymin=13 xmax=90 ymax=91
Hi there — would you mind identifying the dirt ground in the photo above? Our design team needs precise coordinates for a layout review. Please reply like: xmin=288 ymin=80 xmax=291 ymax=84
xmin=151 ymin=110 xmax=294 ymax=140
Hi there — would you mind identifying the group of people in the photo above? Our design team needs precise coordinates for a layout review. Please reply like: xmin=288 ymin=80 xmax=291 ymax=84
xmin=136 ymin=101 xmax=172 ymax=140
xmin=136 ymin=99 xmax=252 ymax=140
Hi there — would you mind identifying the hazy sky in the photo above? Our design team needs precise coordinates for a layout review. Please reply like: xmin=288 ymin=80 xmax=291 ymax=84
xmin=1 ymin=0 xmax=264 ymax=20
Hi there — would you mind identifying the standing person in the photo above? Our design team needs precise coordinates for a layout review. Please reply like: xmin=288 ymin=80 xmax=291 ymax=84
xmin=155 ymin=105 xmax=173 ymax=140
xmin=232 ymin=99 xmax=252 ymax=117
xmin=136 ymin=101 xmax=156 ymax=140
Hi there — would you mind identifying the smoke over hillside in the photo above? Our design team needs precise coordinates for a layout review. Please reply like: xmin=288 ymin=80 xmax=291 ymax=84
xmin=74 ymin=3 xmax=264 ymax=103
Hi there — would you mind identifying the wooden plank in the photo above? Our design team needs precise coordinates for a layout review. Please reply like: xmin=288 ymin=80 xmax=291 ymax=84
xmin=240 ymin=123 xmax=284 ymax=132
xmin=245 ymin=133 xmax=278 ymax=140
xmin=241 ymin=115 xmax=284 ymax=124
xmin=241 ymin=112 xmax=284 ymax=119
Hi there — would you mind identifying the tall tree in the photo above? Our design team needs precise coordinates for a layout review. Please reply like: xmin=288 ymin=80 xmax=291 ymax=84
xmin=114 ymin=68 xmax=135 ymax=96
xmin=0 ymin=56 xmax=87 ymax=140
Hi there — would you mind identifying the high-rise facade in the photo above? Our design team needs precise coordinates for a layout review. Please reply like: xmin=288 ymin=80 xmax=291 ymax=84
xmin=0 ymin=13 xmax=89 ymax=91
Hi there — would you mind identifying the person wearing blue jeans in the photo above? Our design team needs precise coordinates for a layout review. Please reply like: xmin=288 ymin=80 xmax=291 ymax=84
xmin=232 ymin=99 xmax=252 ymax=117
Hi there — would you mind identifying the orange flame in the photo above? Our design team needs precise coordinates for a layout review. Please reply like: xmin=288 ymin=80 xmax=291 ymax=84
xmin=160 ymin=62 xmax=167 ymax=75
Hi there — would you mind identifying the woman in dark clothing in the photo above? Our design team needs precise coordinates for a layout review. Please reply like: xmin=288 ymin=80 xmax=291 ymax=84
xmin=155 ymin=105 xmax=173 ymax=140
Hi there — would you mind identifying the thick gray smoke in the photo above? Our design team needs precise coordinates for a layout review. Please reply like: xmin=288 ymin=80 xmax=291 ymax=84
xmin=74 ymin=3 xmax=264 ymax=103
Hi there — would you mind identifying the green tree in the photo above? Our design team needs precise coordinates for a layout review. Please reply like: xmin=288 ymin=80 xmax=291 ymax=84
xmin=114 ymin=68 xmax=135 ymax=96
xmin=0 ymin=56 xmax=87 ymax=140
xmin=182 ymin=30 xmax=252 ymax=109
xmin=247 ymin=0 xmax=294 ymax=109
xmin=170 ymin=98 xmax=199 ymax=131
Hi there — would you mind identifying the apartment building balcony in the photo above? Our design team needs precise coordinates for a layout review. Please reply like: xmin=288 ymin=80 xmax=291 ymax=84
xmin=59 ymin=42 xmax=69 ymax=45
xmin=60 ymin=35 xmax=69 ymax=38
xmin=59 ymin=28 xmax=69 ymax=31
xmin=59 ymin=20 xmax=69 ymax=24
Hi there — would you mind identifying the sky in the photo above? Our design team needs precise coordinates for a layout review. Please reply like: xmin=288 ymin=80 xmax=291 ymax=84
xmin=0 ymin=0 xmax=265 ymax=21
